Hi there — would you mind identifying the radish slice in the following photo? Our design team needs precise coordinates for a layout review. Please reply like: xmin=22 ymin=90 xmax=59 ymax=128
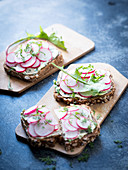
xmin=27 ymin=116 xmax=41 ymax=123
xmin=71 ymin=82 xmax=85 ymax=93
xmin=42 ymin=41 xmax=49 ymax=49
xmin=15 ymin=52 xmax=32 ymax=63
xmin=34 ymin=119 xmax=55 ymax=137
xmin=20 ymin=56 xmax=37 ymax=68
xmin=24 ymin=105 xmax=38 ymax=115
xmin=81 ymin=73 xmax=95 ymax=79
xmin=64 ymin=75 xmax=77 ymax=87
xmin=54 ymin=125 xmax=59 ymax=131
xmin=31 ymin=43 xmax=40 ymax=54
xmin=6 ymin=52 xmax=16 ymax=64
xmin=28 ymin=123 xmax=37 ymax=137
xmin=79 ymin=68 xmax=95 ymax=74
xmin=45 ymin=112 xmax=58 ymax=126
xmin=68 ymin=115 xmax=79 ymax=129
xmin=64 ymin=130 xmax=78 ymax=139
xmin=54 ymin=109 xmax=68 ymax=120
xmin=13 ymin=64 xmax=26 ymax=73
xmin=6 ymin=62 xmax=16 ymax=67
xmin=38 ymin=48 xmax=52 ymax=62
xmin=64 ymin=119 xmax=77 ymax=131
xmin=101 ymin=84 xmax=111 ymax=91
xmin=31 ymin=58 xmax=41 ymax=68
xmin=76 ymin=117 xmax=90 ymax=129
xmin=78 ymin=92 xmax=92 ymax=98
xmin=38 ymin=107 xmax=49 ymax=114
xmin=60 ymin=80 xmax=73 ymax=94
xmin=102 ymin=76 xmax=111 ymax=85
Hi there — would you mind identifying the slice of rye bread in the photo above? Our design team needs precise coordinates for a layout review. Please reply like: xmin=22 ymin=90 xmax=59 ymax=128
xmin=54 ymin=72 xmax=116 ymax=106
xmin=55 ymin=105 xmax=100 ymax=151
xmin=4 ymin=53 xmax=63 ymax=82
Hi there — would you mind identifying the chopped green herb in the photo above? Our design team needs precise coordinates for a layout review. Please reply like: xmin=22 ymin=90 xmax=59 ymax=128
xmin=90 ymin=73 xmax=105 ymax=83
xmin=39 ymin=156 xmax=56 ymax=165
xmin=114 ymin=140 xmax=122 ymax=144
xmin=46 ymin=119 xmax=52 ymax=123
xmin=72 ymin=92 xmax=75 ymax=98
xmin=93 ymin=110 xmax=95 ymax=115
xmin=69 ymin=161 xmax=73 ymax=168
xmin=63 ymin=107 xmax=68 ymax=112
xmin=78 ymin=151 xmax=90 ymax=162
xmin=87 ymin=126 xmax=92 ymax=133
xmin=97 ymin=114 xmax=101 ymax=120
xmin=89 ymin=142 xmax=94 ymax=149
xmin=118 ymin=145 xmax=123 ymax=148
xmin=82 ymin=118 xmax=87 ymax=123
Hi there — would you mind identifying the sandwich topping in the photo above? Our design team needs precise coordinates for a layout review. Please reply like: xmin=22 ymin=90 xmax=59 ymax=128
xmin=53 ymin=64 xmax=113 ymax=99
xmin=5 ymin=39 xmax=59 ymax=75
xmin=21 ymin=105 xmax=59 ymax=138
xmin=54 ymin=105 xmax=97 ymax=140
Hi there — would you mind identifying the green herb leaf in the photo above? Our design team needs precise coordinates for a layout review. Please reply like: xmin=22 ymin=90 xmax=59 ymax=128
xmin=88 ymin=142 xmax=94 ymax=149
xmin=39 ymin=156 xmax=56 ymax=165
xmin=114 ymin=140 xmax=122 ymax=144
xmin=78 ymin=152 xmax=90 ymax=162
xmin=118 ymin=145 xmax=123 ymax=148
xmin=8 ymin=75 xmax=13 ymax=90
xmin=97 ymin=114 xmax=101 ymax=120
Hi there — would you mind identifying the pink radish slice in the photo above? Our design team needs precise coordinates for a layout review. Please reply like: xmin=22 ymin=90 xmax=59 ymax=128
xmin=65 ymin=130 xmax=79 ymax=139
xmin=34 ymin=119 xmax=55 ymax=137
xmin=38 ymin=48 xmax=52 ymax=62
xmin=42 ymin=41 xmax=49 ymax=49
xmin=60 ymin=80 xmax=73 ymax=94
xmin=24 ymin=105 xmax=38 ymax=115
xmin=45 ymin=112 xmax=58 ymax=126
xmin=31 ymin=58 xmax=41 ymax=68
xmin=71 ymin=82 xmax=85 ymax=93
xmin=78 ymin=92 xmax=92 ymax=98
xmin=64 ymin=75 xmax=77 ymax=87
xmin=102 ymin=76 xmax=111 ymax=85
xmin=31 ymin=43 xmax=40 ymax=54
xmin=38 ymin=107 xmax=49 ymax=114
xmin=13 ymin=64 xmax=26 ymax=73
xmin=15 ymin=53 xmax=32 ymax=64
xmin=54 ymin=109 xmax=68 ymax=120
xmin=54 ymin=125 xmax=59 ymax=131
xmin=20 ymin=56 xmax=37 ymax=68
xmin=6 ymin=62 xmax=16 ymax=67
xmin=76 ymin=117 xmax=90 ymax=129
xmin=79 ymin=68 xmax=95 ymax=74
xmin=101 ymin=84 xmax=111 ymax=91
xmin=81 ymin=73 xmax=95 ymax=79
xmin=27 ymin=116 xmax=41 ymax=123
xmin=64 ymin=119 xmax=77 ymax=131
xmin=28 ymin=123 xmax=37 ymax=137
xmin=80 ymin=107 xmax=90 ymax=115
xmin=6 ymin=52 xmax=16 ymax=64
xmin=68 ymin=116 xmax=79 ymax=129
xmin=68 ymin=107 xmax=79 ymax=112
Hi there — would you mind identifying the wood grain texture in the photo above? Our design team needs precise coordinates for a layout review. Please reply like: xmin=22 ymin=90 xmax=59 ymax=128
xmin=0 ymin=24 xmax=94 ymax=93
xmin=15 ymin=63 xmax=128 ymax=156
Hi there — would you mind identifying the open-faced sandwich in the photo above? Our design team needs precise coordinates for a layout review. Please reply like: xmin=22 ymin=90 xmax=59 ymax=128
xmin=4 ymin=39 xmax=63 ymax=82
xmin=53 ymin=64 xmax=115 ymax=105
xmin=21 ymin=104 xmax=100 ymax=151
xmin=54 ymin=104 xmax=100 ymax=151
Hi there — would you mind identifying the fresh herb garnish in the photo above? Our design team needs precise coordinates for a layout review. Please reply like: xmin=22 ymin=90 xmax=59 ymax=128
xmin=8 ymin=75 xmax=13 ymax=90
xmin=90 ymin=74 xmax=105 ymax=83
xmin=78 ymin=149 xmax=90 ymax=162
xmin=63 ymin=107 xmax=68 ymax=112
xmin=114 ymin=140 xmax=122 ymax=144
xmin=82 ymin=118 xmax=87 ymax=123
xmin=69 ymin=161 xmax=73 ymax=168
xmin=39 ymin=156 xmax=56 ymax=165
xmin=93 ymin=110 xmax=95 ymax=115
xmin=97 ymin=114 xmax=101 ymax=120
xmin=87 ymin=126 xmax=92 ymax=133
xmin=88 ymin=142 xmax=94 ymax=149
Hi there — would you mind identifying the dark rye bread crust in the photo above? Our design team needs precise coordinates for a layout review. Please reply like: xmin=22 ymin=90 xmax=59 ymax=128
xmin=21 ymin=117 xmax=61 ymax=148
xmin=54 ymin=75 xmax=116 ymax=105
xmin=4 ymin=53 xmax=63 ymax=82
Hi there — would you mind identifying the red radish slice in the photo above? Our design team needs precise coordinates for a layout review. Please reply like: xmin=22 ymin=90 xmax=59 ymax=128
xmin=64 ymin=119 xmax=77 ymax=131
xmin=78 ymin=92 xmax=92 ymax=98
xmin=64 ymin=75 xmax=77 ymax=87
xmin=27 ymin=116 xmax=41 ymax=123
xmin=34 ymin=119 xmax=55 ymax=137
xmin=28 ymin=123 xmax=37 ymax=137
xmin=42 ymin=41 xmax=49 ymax=49
xmin=20 ymin=56 xmax=37 ymax=68
xmin=31 ymin=58 xmax=41 ymax=68
xmin=101 ymin=84 xmax=111 ymax=91
xmin=71 ymin=82 xmax=85 ymax=93
xmin=45 ymin=112 xmax=58 ymax=126
xmin=68 ymin=116 xmax=79 ymax=129
xmin=6 ymin=62 xmax=16 ymax=67
xmin=81 ymin=73 xmax=95 ymax=79
xmin=31 ymin=43 xmax=40 ymax=54
xmin=54 ymin=125 xmax=59 ymax=131
xmin=65 ymin=130 xmax=78 ymax=139
xmin=60 ymin=80 xmax=73 ymax=94
xmin=13 ymin=64 xmax=26 ymax=73
xmin=15 ymin=53 xmax=32 ymax=64
xmin=38 ymin=48 xmax=52 ymax=62
xmin=82 ymin=69 xmax=95 ymax=74
xmin=102 ymin=76 xmax=111 ymax=85
xmin=80 ymin=107 xmax=90 ymax=116
xmin=38 ymin=107 xmax=49 ymax=114
xmin=76 ymin=117 xmax=90 ymax=129
xmin=6 ymin=52 xmax=16 ymax=64
xmin=54 ymin=109 xmax=68 ymax=120
xmin=24 ymin=105 xmax=38 ymax=115
xmin=68 ymin=106 xmax=79 ymax=112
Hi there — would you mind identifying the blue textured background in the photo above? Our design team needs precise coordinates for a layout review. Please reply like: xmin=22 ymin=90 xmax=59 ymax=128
xmin=0 ymin=0 xmax=128 ymax=169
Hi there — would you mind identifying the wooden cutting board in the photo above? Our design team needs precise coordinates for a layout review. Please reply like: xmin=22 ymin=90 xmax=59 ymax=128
xmin=0 ymin=24 xmax=94 ymax=93
xmin=15 ymin=63 xmax=128 ymax=156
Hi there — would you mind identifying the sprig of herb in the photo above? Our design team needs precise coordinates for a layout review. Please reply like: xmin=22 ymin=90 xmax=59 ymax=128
xmin=78 ymin=149 xmax=90 ymax=162
xmin=114 ymin=140 xmax=122 ymax=144
xmin=39 ymin=156 xmax=56 ymax=165
xmin=97 ymin=114 xmax=101 ymax=120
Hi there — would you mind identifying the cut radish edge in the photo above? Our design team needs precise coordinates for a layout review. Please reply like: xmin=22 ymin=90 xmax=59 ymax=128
xmin=28 ymin=123 xmax=37 ymax=137
xmin=68 ymin=116 xmax=79 ymax=129
xmin=31 ymin=58 xmax=41 ymax=68
xmin=65 ymin=130 xmax=78 ymax=139
xmin=76 ymin=117 xmax=90 ymax=129
xmin=6 ymin=52 xmax=16 ymax=64
xmin=64 ymin=119 xmax=77 ymax=131
xmin=78 ymin=92 xmax=92 ymax=98
xmin=13 ymin=64 xmax=26 ymax=73
xmin=34 ymin=119 xmax=55 ymax=137
xmin=54 ymin=109 xmax=68 ymax=120
xmin=64 ymin=75 xmax=77 ymax=87
xmin=15 ymin=52 xmax=32 ymax=64
xmin=27 ymin=116 xmax=41 ymax=123
xmin=45 ymin=112 xmax=58 ymax=126
xmin=24 ymin=105 xmax=38 ymax=115
xmin=20 ymin=56 xmax=37 ymax=68
xmin=38 ymin=48 xmax=52 ymax=62
xmin=101 ymin=84 xmax=111 ymax=91
xmin=60 ymin=80 xmax=73 ymax=94
xmin=6 ymin=62 xmax=16 ymax=67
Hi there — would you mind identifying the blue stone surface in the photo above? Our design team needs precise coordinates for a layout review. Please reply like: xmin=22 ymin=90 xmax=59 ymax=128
xmin=0 ymin=0 xmax=128 ymax=169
